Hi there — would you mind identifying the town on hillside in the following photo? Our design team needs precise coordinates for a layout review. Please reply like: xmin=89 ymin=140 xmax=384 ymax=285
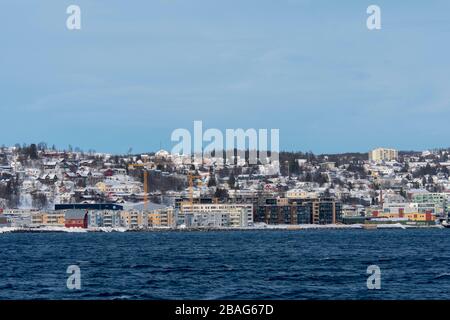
xmin=1 ymin=144 xmax=450 ymax=231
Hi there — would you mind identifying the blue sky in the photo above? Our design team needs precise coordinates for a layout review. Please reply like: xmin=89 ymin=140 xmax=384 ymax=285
xmin=1 ymin=0 xmax=450 ymax=154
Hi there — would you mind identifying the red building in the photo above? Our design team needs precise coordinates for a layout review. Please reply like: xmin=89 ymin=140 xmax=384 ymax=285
xmin=65 ymin=210 xmax=88 ymax=228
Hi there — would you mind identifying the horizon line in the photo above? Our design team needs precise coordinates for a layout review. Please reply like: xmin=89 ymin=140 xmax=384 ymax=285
xmin=2 ymin=143 xmax=450 ymax=157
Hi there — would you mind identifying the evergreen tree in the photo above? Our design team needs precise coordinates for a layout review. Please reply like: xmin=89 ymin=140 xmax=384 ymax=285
xmin=214 ymin=188 xmax=229 ymax=200
xmin=208 ymin=175 xmax=216 ymax=187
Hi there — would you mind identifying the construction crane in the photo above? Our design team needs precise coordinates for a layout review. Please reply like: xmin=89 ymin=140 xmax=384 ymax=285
xmin=186 ymin=173 xmax=203 ymax=205
xmin=128 ymin=163 xmax=149 ymax=211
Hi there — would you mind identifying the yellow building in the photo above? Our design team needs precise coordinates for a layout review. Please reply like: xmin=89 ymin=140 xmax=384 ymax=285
xmin=147 ymin=207 xmax=175 ymax=228
xmin=148 ymin=212 xmax=162 ymax=227
xmin=31 ymin=212 xmax=44 ymax=226
xmin=404 ymin=212 xmax=434 ymax=222
xmin=374 ymin=211 xmax=434 ymax=222
xmin=31 ymin=211 xmax=65 ymax=227
xmin=43 ymin=212 xmax=65 ymax=226
xmin=120 ymin=211 xmax=145 ymax=229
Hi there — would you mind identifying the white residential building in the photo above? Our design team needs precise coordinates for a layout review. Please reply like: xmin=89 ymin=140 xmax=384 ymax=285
xmin=180 ymin=203 xmax=253 ymax=227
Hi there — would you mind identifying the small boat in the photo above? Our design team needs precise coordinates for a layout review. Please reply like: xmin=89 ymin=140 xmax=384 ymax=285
xmin=442 ymin=220 xmax=450 ymax=228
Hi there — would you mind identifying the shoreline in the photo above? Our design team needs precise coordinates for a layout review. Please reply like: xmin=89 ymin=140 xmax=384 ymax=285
xmin=0 ymin=223 xmax=445 ymax=234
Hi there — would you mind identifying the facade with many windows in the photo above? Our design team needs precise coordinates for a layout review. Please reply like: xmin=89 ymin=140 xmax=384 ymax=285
xmin=369 ymin=148 xmax=398 ymax=162
xmin=180 ymin=203 xmax=252 ymax=227
xmin=256 ymin=198 xmax=342 ymax=225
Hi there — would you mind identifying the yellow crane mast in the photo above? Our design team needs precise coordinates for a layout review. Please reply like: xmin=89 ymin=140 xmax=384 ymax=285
xmin=187 ymin=173 xmax=203 ymax=205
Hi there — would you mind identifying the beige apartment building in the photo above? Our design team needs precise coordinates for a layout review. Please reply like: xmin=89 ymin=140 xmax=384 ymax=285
xmin=147 ymin=207 xmax=175 ymax=228
xmin=369 ymin=148 xmax=398 ymax=162
xmin=31 ymin=212 xmax=65 ymax=227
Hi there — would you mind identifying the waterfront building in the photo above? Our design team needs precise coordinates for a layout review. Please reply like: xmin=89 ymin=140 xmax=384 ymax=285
xmin=408 ymin=191 xmax=448 ymax=215
xmin=0 ymin=215 xmax=8 ymax=227
xmin=182 ymin=207 xmax=247 ymax=228
xmin=44 ymin=212 xmax=66 ymax=227
xmin=148 ymin=211 xmax=162 ymax=227
xmin=147 ymin=207 xmax=175 ymax=228
xmin=371 ymin=211 xmax=435 ymax=223
xmin=228 ymin=208 xmax=248 ymax=227
xmin=65 ymin=210 xmax=88 ymax=228
xmin=370 ymin=202 xmax=438 ymax=223
xmin=180 ymin=203 xmax=252 ymax=227
xmin=257 ymin=203 xmax=304 ymax=225
xmin=382 ymin=202 xmax=437 ymax=215
xmin=342 ymin=204 xmax=366 ymax=217
xmin=256 ymin=197 xmax=342 ymax=225
xmin=88 ymin=210 xmax=122 ymax=228
xmin=31 ymin=212 xmax=44 ymax=226
xmin=186 ymin=211 xmax=229 ymax=228
xmin=2 ymin=209 xmax=33 ymax=227
xmin=120 ymin=211 xmax=146 ymax=229
xmin=30 ymin=211 xmax=65 ymax=227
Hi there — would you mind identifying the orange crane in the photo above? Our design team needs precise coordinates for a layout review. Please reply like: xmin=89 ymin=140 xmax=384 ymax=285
xmin=128 ymin=163 xmax=149 ymax=211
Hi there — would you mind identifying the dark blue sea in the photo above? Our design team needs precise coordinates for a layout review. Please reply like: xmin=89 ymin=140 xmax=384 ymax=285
xmin=0 ymin=229 xmax=449 ymax=300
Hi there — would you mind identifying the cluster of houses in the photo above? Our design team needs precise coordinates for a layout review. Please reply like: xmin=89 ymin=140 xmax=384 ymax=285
xmin=1 ymin=145 xmax=450 ymax=229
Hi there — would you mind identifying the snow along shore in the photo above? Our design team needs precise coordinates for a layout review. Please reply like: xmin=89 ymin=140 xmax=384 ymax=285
xmin=0 ymin=226 xmax=127 ymax=233
xmin=251 ymin=223 xmax=409 ymax=229
xmin=0 ymin=223 xmax=436 ymax=233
